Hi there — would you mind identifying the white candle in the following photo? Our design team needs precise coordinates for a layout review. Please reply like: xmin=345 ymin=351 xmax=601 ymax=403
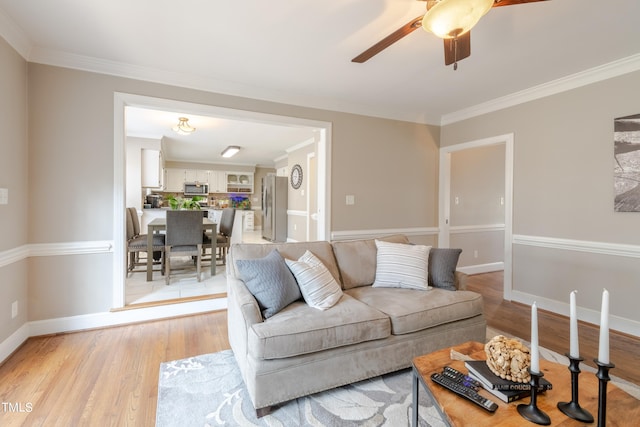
xmin=598 ymin=289 xmax=610 ymax=364
xmin=569 ymin=290 xmax=579 ymax=358
xmin=530 ymin=302 xmax=540 ymax=373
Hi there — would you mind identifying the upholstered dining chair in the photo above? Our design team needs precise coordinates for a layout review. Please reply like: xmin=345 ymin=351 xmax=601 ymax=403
xmin=164 ymin=210 xmax=203 ymax=285
xmin=203 ymin=208 xmax=236 ymax=265
xmin=126 ymin=207 xmax=165 ymax=276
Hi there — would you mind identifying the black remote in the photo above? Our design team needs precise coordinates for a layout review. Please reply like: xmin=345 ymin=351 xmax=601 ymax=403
xmin=431 ymin=372 xmax=498 ymax=413
xmin=443 ymin=366 xmax=482 ymax=390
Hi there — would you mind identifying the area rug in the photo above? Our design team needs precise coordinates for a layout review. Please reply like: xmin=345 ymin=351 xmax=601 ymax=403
xmin=157 ymin=330 xmax=640 ymax=426
xmin=156 ymin=349 xmax=445 ymax=426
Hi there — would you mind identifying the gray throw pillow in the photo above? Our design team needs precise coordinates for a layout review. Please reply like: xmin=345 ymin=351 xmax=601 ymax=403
xmin=236 ymin=249 xmax=301 ymax=319
xmin=428 ymin=248 xmax=462 ymax=291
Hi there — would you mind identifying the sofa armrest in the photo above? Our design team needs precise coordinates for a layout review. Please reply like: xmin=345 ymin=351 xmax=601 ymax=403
xmin=454 ymin=271 xmax=468 ymax=290
xmin=227 ymin=276 xmax=263 ymax=359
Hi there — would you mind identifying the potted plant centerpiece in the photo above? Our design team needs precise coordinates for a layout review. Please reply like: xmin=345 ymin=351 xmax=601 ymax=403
xmin=167 ymin=195 xmax=203 ymax=210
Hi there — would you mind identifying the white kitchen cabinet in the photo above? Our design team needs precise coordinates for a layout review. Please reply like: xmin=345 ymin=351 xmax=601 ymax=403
xmin=208 ymin=209 xmax=223 ymax=233
xmin=243 ymin=210 xmax=255 ymax=231
xmin=164 ymin=168 xmax=186 ymax=192
xmin=185 ymin=169 xmax=210 ymax=184
xmin=141 ymin=149 xmax=163 ymax=188
xmin=209 ymin=171 xmax=227 ymax=193
xmin=226 ymin=172 xmax=254 ymax=193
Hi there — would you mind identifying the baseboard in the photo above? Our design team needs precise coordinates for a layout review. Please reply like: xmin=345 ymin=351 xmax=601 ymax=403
xmin=0 ymin=323 xmax=30 ymax=365
xmin=457 ymin=262 xmax=504 ymax=275
xmin=0 ymin=298 xmax=227 ymax=364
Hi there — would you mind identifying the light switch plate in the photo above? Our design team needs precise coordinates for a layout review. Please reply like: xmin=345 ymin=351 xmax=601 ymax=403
xmin=0 ymin=188 xmax=8 ymax=205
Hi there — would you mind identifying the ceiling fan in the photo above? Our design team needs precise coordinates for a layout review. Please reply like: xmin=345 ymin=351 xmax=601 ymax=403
xmin=352 ymin=0 xmax=549 ymax=70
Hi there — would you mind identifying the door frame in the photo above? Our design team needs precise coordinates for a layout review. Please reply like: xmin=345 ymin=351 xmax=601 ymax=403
xmin=438 ymin=133 xmax=514 ymax=300
xmin=112 ymin=92 xmax=332 ymax=308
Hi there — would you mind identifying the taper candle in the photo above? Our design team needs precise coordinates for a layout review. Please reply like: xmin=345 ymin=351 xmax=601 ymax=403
xmin=531 ymin=302 xmax=540 ymax=373
xmin=569 ymin=290 xmax=579 ymax=358
xmin=598 ymin=289 xmax=609 ymax=364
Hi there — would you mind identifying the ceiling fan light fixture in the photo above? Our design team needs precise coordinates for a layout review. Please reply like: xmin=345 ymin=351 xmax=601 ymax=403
xmin=172 ymin=117 xmax=196 ymax=135
xmin=221 ymin=145 xmax=240 ymax=158
xmin=422 ymin=0 xmax=494 ymax=39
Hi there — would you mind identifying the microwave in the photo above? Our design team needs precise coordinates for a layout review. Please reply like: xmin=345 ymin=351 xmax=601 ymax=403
xmin=184 ymin=182 xmax=209 ymax=196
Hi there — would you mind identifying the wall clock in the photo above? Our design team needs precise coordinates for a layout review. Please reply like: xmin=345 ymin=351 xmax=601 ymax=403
xmin=290 ymin=164 xmax=303 ymax=189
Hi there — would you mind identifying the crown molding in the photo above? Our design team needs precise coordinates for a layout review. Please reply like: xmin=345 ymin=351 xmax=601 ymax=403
xmin=0 ymin=7 xmax=32 ymax=59
xmin=441 ymin=54 xmax=640 ymax=125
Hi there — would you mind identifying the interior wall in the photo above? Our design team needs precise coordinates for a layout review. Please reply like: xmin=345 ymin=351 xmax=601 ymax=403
xmin=24 ymin=63 xmax=438 ymax=321
xmin=450 ymin=144 xmax=505 ymax=267
xmin=0 ymin=37 xmax=28 ymax=343
xmin=287 ymin=142 xmax=315 ymax=242
xmin=441 ymin=70 xmax=640 ymax=333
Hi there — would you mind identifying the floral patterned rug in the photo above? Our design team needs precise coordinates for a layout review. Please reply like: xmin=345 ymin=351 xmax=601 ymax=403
xmin=156 ymin=350 xmax=445 ymax=426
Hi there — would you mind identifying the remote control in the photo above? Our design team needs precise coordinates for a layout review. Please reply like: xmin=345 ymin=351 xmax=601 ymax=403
xmin=431 ymin=372 xmax=498 ymax=413
xmin=443 ymin=366 xmax=482 ymax=390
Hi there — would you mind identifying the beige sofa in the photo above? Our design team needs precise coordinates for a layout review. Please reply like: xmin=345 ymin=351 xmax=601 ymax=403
xmin=226 ymin=235 xmax=486 ymax=414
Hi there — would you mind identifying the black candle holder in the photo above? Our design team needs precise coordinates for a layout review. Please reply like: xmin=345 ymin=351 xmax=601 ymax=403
xmin=557 ymin=354 xmax=594 ymax=423
xmin=595 ymin=359 xmax=615 ymax=427
xmin=517 ymin=369 xmax=551 ymax=425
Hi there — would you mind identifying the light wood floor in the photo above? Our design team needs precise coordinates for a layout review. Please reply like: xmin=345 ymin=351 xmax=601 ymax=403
xmin=0 ymin=272 xmax=637 ymax=426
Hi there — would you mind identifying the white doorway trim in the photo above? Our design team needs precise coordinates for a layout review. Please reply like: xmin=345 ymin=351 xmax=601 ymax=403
xmin=438 ymin=133 xmax=514 ymax=301
xmin=113 ymin=92 xmax=332 ymax=309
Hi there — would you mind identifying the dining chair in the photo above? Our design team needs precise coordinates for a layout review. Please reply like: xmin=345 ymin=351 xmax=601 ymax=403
xmin=165 ymin=210 xmax=203 ymax=285
xmin=126 ymin=207 xmax=165 ymax=276
xmin=203 ymin=208 xmax=236 ymax=265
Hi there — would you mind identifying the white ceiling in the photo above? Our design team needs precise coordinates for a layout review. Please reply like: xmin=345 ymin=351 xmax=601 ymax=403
xmin=125 ymin=106 xmax=318 ymax=166
xmin=2 ymin=0 xmax=640 ymax=163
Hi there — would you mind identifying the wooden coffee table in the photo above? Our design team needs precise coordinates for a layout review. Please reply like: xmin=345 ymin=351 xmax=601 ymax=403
xmin=412 ymin=341 xmax=639 ymax=426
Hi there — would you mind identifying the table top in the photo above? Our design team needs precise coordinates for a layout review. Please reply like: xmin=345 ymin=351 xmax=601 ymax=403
xmin=413 ymin=341 xmax=639 ymax=427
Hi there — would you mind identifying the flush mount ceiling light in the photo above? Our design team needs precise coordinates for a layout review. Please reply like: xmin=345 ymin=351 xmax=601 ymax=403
xmin=221 ymin=145 xmax=240 ymax=158
xmin=172 ymin=117 xmax=196 ymax=135
xmin=421 ymin=0 xmax=494 ymax=39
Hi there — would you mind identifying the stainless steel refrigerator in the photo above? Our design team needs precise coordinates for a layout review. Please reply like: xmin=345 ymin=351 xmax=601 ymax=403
xmin=262 ymin=175 xmax=288 ymax=242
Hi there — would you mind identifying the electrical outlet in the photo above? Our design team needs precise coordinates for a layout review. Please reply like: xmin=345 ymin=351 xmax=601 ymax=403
xmin=346 ymin=195 xmax=355 ymax=205
xmin=473 ymin=250 xmax=479 ymax=259
xmin=454 ymin=196 xmax=460 ymax=205
xmin=11 ymin=301 xmax=18 ymax=319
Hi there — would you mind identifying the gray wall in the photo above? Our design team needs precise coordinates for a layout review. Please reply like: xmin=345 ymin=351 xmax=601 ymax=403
xmin=450 ymin=144 xmax=505 ymax=267
xmin=442 ymin=70 xmax=640 ymax=329
xmin=0 ymin=36 xmax=28 ymax=342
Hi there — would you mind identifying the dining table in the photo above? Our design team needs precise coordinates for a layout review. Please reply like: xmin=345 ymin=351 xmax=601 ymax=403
xmin=146 ymin=217 xmax=217 ymax=281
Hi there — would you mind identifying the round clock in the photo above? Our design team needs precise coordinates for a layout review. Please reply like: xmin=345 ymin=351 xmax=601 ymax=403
xmin=290 ymin=164 xmax=303 ymax=189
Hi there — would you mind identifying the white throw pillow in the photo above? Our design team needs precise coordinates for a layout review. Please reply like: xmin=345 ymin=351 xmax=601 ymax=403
xmin=372 ymin=240 xmax=431 ymax=290
xmin=285 ymin=250 xmax=343 ymax=310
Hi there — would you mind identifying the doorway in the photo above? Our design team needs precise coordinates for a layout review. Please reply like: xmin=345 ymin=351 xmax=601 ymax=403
xmin=113 ymin=93 xmax=332 ymax=309
xmin=438 ymin=133 xmax=514 ymax=300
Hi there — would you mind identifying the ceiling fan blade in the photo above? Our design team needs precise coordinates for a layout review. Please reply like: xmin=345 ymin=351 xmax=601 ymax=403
xmin=492 ymin=0 xmax=549 ymax=7
xmin=443 ymin=31 xmax=471 ymax=66
xmin=352 ymin=16 xmax=423 ymax=63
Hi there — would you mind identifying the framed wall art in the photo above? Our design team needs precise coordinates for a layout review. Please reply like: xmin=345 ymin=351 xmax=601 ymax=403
xmin=614 ymin=113 xmax=640 ymax=212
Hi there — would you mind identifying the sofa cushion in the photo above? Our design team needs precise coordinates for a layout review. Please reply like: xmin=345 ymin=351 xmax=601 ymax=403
xmin=285 ymin=250 xmax=343 ymax=310
xmin=345 ymin=286 xmax=484 ymax=335
xmin=331 ymin=234 xmax=410 ymax=289
xmin=429 ymin=248 xmax=462 ymax=291
xmin=248 ymin=294 xmax=390 ymax=359
xmin=236 ymin=249 xmax=301 ymax=319
xmin=372 ymin=240 xmax=431 ymax=291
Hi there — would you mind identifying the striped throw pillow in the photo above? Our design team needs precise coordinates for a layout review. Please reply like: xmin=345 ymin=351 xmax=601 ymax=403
xmin=372 ymin=240 xmax=431 ymax=290
xmin=286 ymin=250 xmax=343 ymax=310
